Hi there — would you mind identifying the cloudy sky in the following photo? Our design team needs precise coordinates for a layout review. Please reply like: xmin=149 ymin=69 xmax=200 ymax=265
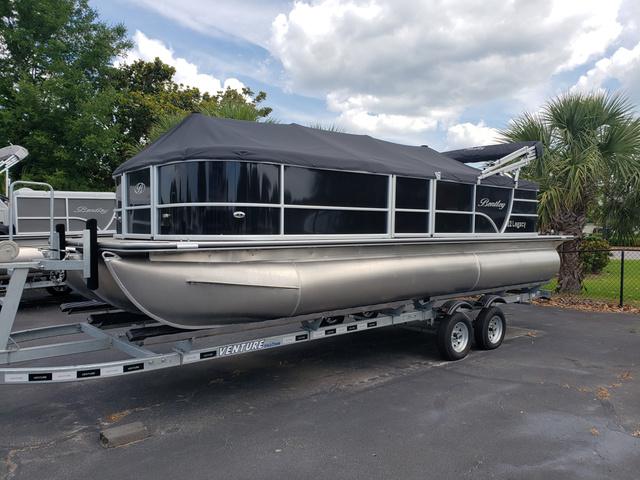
xmin=91 ymin=0 xmax=640 ymax=151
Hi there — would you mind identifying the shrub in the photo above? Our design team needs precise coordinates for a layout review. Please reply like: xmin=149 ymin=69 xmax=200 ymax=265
xmin=580 ymin=236 xmax=611 ymax=274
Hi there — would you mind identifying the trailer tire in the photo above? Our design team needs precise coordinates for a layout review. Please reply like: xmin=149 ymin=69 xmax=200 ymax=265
xmin=46 ymin=285 xmax=72 ymax=296
xmin=474 ymin=307 xmax=506 ymax=350
xmin=436 ymin=312 xmax=472 ymax=361
xmin=320 ymin=315 xmax=344 ymax=327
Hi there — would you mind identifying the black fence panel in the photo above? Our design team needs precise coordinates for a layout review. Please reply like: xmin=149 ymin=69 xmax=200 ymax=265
xmin=553 ymin=249 xmax=640 ymax=307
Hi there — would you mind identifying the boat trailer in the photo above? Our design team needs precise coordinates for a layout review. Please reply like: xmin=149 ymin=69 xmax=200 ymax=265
xmin=0 ymin=221 xmax=542 ymax=384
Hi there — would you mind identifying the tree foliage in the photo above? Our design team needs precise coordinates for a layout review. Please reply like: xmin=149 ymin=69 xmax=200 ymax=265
xmin=139 ymin=85 xmax=272 ymax=151
xmin=502 ymin=91 xmax=640 ymax=291
xmin=596 ymin=171 xmax=640 ymax=246
xmin=580 ymin=236 xmax=611 ymax=274
xmin=0 ymin=1 xmax=273 ymax=190
xmin=0 ymin=0 xmax=130 ymax=189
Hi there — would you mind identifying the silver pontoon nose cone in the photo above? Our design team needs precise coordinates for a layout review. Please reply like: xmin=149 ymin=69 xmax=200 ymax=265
xmin=0 ymin=240 xmax=20 ymax=262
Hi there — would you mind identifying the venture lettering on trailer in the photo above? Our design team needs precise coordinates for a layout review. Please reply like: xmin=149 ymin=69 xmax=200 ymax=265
xmin=218 ymin=340 xmax=268 ymax=356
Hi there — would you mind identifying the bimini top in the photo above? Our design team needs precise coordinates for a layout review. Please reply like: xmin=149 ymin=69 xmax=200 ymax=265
xmin=114 ymin=113 xmax=537 ymax=189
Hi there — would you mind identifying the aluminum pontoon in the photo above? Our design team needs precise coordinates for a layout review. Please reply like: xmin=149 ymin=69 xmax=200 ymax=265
xmin=65 ymin=114 xmax=562 ymax=329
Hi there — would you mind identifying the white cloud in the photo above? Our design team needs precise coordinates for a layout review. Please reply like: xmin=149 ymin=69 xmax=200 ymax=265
xmin=446 ymin=122 xmax=500 ymax=150
xmin=121 ymin=31 xmax=245 ymax=95
xmin=126 ymin=0 xmax=638 ymax=144
xmin=571 ymin=41 xmax=640 ymax=103
xmin=269 ymin=0 xmax=626 ymax=139
xmin=326 ymin=91 xmax=459 ymax=137
xmin=131 ymin=0 xmax=289 ymax=47
xmin=551 ymin=0 xmax=623 ymax=71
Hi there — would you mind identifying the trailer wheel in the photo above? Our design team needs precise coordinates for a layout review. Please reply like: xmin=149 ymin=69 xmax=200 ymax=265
xmin=474 ymin=307 xmax=506 ymax=350
xmin=320 ymin=315 xmax=344 ymax=327
xmin=46 ymin=270 xmax=71 ymax=296
xmin=46 ymin=285 xmax=72 ymax=296
xmin=436 ymin=312 xmax=472 ymax=361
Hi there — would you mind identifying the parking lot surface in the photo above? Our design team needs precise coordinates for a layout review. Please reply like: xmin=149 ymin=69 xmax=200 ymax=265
xmin=1 ymin=295 xmax=639 ymax=479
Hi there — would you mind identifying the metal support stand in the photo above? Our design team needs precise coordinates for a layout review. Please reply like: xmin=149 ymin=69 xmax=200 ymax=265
xmin=0 ymin=267 xmax=29 ymax=350
xmin=0 ymin=225 xmax=91 ymax=367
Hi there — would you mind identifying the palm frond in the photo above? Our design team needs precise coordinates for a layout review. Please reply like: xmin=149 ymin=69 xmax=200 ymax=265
xmin=307 ymin=122 xmax=345 ymax=133
xmin=502 ymin=90 xmax=640 ymax=239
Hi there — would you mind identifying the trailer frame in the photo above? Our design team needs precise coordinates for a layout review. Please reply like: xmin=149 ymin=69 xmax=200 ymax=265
xmin=0 ymin=202 xmax=545 ymax=385
xmin=0 ymin=278 xmax=541 ymax=384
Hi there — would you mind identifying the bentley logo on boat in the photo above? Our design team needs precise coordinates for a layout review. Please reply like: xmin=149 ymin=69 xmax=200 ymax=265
xmin=134 ymin=182 xmax=146 ymax=195
xmin=73 ymin=206 xmax=109 ymax=215
xmin=218 ymin=340 xmax=266 ymax=356
xmin=478 ymin=198 xmax=506 ymax=210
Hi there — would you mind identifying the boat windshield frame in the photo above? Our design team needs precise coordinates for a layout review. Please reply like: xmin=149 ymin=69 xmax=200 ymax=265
xmin=113 ymin=159 xmax=539 ymax=241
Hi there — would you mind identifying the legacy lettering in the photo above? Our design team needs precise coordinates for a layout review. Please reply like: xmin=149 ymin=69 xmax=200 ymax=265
xmin=508 ymin=220 xmax=527 ymax=229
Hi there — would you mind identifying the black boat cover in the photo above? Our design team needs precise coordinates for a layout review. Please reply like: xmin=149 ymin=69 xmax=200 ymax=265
xmin=114 ymin=114 xmax=538 ymax=189
xmin=442 ymin=141 xmax=543 ymax=164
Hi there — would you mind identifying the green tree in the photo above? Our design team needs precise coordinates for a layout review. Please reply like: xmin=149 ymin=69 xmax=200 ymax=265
xmin=502 ymin=91 xmax=640 ymax=292
xmin=596 ymin=172 xmax=640 ymax=246
xmin=0 ymin=0 xmax=130 ymax=189
xmin=141 ymin=84 xmax=273 ymax=149
xmin=111 ymin=58 xmax=206 ymax=155
xmin=113 ymin=58 xmax=273 ymax=153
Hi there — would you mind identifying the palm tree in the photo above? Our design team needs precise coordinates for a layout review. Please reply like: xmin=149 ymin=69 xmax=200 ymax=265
xmin=502 ymin=91 xmax=640 ymax=292
xmin=307 ymin=122 xmax=344 ymax=132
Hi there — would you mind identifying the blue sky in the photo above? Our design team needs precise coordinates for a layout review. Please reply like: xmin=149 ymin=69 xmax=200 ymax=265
xmin=91 ymin=0 xmax=640 ymax=151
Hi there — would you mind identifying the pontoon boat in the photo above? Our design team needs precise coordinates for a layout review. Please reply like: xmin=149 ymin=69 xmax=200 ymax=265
xmin=66 ymin=114 xmax=562 ymax=329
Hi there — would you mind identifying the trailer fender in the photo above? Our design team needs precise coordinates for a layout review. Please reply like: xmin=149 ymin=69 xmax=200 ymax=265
xmin=476 ymin=294 xmax=506 ymax=309
xmin=438 ymin=300 xmax=473 ymax=316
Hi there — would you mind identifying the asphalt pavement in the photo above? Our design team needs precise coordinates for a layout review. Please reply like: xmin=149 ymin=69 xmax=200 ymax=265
xmin=1 ymin=293 xmax=639 ymax=479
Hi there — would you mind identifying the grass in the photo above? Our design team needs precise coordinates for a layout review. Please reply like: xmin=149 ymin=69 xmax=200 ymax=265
xmin=544 ymin=259 xmax=640 ymax=305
